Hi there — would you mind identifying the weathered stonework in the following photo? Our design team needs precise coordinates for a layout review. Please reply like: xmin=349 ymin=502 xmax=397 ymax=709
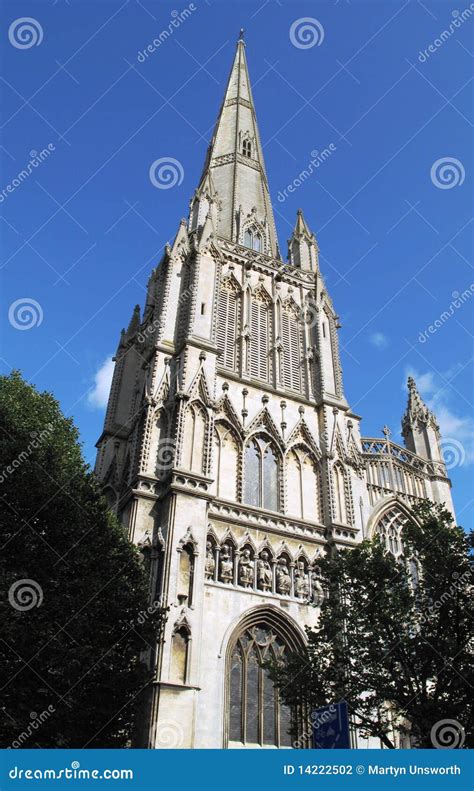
xmin=95 ymin=37 xmax=455 ymax=750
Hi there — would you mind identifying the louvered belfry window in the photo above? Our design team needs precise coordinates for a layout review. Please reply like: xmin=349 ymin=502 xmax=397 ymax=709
xmin=281 ymin=306 xmax=302 ymax=392
xmin=217 ymin=282 xmax=239 ymax=370
xmin=250 ymin=291 xmax=270 ymax=382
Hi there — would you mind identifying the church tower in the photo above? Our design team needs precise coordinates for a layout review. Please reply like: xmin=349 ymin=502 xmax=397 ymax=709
xmin=95 ymin=36 xmax=454 ymax=749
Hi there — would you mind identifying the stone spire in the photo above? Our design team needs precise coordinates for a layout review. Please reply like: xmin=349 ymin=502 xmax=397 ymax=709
xmin=402 ymin=376 xmax=442 ymax=461
xmin=288 ymin=208 xmax=320 ymax=271
xmin=191 ymin=34 xmax=279 ymax=258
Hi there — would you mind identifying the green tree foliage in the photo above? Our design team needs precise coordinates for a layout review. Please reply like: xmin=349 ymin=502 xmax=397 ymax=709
xmin=268 ymin=502 xmax=473 ymax=748
xmin=0 ymin=372 xmax=164 ymax=748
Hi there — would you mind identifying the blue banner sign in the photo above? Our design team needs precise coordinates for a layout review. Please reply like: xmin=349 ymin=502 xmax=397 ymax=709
xmin=312 ymin=701 xmax=351 ymax=749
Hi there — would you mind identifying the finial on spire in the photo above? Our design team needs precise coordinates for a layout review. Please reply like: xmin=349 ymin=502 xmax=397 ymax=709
xmin=238 ymin=28 xmax=245 ymax=42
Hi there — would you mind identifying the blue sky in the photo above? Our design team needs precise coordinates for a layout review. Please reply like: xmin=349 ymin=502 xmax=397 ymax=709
xmin=1 ymin=0 xmax=472 ymax=529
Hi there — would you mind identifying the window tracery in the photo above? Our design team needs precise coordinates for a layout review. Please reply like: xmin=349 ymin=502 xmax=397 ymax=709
xmin=374 ymin=507 xmax=406 ymax=557
xmin=228 ymin=624 xmax=293 ymax=747
xmin=243 ymin=435 xmax=279 ymax=511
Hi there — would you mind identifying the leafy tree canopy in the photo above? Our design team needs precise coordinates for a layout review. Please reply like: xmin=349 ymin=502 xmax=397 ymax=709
xmin=268 ymin=501 xmax=473 ymax=748
xmin=0 ymin=372 xmax=163 ymax=748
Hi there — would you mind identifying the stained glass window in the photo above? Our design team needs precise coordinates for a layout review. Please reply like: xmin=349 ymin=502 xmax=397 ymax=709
xmin=228 ymin=625 xmax=294 ymax=747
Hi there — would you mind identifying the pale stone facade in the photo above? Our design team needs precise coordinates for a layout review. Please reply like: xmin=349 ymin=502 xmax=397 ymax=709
xmin=95 ymin=38 xmax=455 ymax=749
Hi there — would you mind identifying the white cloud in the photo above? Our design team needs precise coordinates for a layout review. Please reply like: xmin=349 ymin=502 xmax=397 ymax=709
xmin=404 ymin=367 xmax=474 ymax=465
xmin=87 ymin=356 xmax=114 ymax=410
xmin=369 ymin=332 xmax=388 ymax=349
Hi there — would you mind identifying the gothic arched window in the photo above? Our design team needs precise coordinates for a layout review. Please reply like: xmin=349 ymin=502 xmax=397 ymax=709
xmin=170 ymin=626 xmax=190 ymax=684
xmin=374 ymin=507 xmax=406 ymax=557
xmin=217 ymin=281 xmax=240 ymax=370
xmin=281 ymin=303 xmax=303 ymax=392
xmin=250 ymin=289 xmax=271 ymax=382
xmin=182 ymin=401 xmax=207 ymax=473
xmin=242 ymin=139 xmax=252 ymax=158
xmin=213 ymin=422 xmax=239 ymax=501
xmin=244 ymin=436 xmax=279 ymax=512
xmin=228 ymin=624 xmax=293 ymax=747
xmin=177 ymin=544 xmax=194 ymax=605
xmin=243 ymin=228 xmax=264 ymax=252
xmin=286 ymin=448 xmax=322 ymax=522
xmin=333 ymin=463 xmax=348 ymax=524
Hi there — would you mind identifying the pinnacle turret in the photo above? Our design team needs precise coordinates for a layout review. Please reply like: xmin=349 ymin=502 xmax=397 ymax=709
xmin=288 ymin=208 xmax=320 ymax=271
xmin=402 ymin=376 xmax=442 ymax=461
